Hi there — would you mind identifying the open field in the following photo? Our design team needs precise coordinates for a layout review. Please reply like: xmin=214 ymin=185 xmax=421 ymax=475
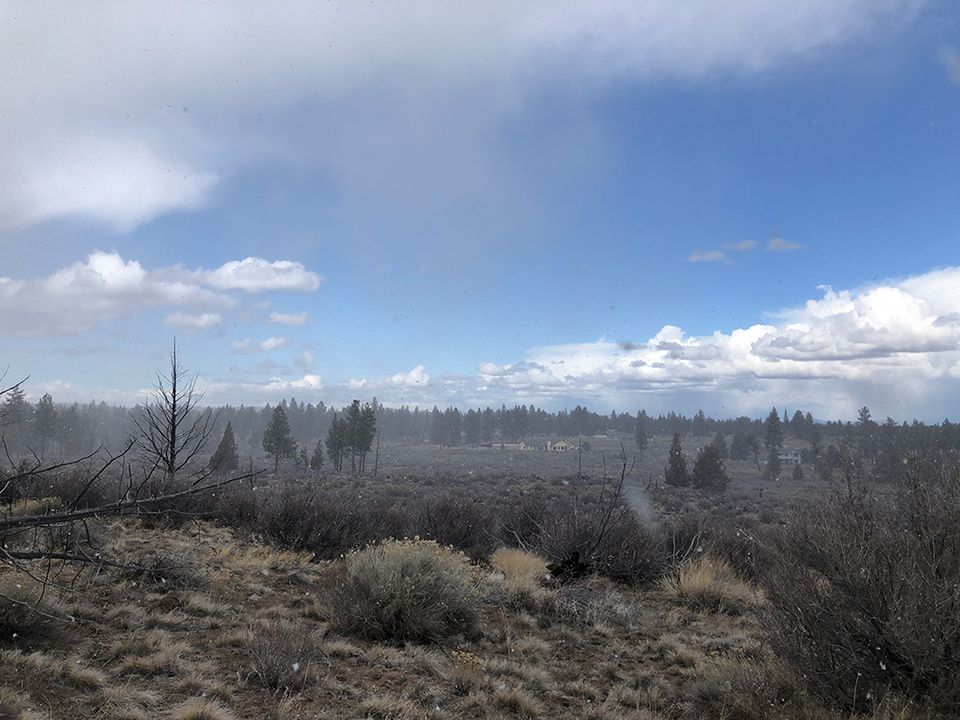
xmin=0 ymin=435 xmax=953 ymax=719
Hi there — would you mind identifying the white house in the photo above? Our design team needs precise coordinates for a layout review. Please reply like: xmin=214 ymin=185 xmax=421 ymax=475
xmin=518 ymin=438 xmax=577 ymax=452
xmin=778 ymin=450 xmax=801 ymax=465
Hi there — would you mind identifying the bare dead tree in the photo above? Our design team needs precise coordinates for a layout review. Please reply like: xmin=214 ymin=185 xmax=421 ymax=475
xmin=0 ymin=365 xmax=260 ymax=625
xmin=131 ymin=340 xmax=218 ymax=491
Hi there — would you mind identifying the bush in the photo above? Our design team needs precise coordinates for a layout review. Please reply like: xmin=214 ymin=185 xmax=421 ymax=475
xmin=412 ymin=494 xmax=496 ymax=560
xmin=662 ymin=553 xmax=755 ymax=614
xmin=255 ymin=483 xmax=405 ymax=559
xmin=246 ymin=621 xmax=321 ymax=691
xmin=329 ymin=539 xmax=480 ymax=642
xmin=763 ymin=456 xmax=960 ymax=713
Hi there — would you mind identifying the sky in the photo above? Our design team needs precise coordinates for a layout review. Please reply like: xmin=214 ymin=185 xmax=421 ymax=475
xmin=2 ymin=0 xmax=960 ymax=421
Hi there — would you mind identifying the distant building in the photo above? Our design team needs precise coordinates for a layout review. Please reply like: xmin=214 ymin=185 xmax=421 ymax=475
xmin=518 ymin=438 xmax=576 ymax=452
xmin=778 ymin=451 xmax=801 ymax=465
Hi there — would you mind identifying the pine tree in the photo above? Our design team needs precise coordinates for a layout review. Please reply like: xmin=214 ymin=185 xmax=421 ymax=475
xmin=310 ymin=438 xmax=324 ymax=472
xmin=764 ymin=406 xmax=784 ymax=451
xmin=634 ymin=410 xmax=649 ymax=453
xmin=209 ymin=421 xmax=240 ymax=473
xmin=463 ymin=409 xmax=481 ymax=445
xmin=712 ymin=431 xmax=728 ymax=459
xmin=763 ymin=444 xmax=781 ymax=481
xmin=262 ymin=405 xmax=297 ymax=471
xmin=664 ymin=433 xmax=689 ymax=487
xmin=692 ymin=444 xmax=729 ymax=491
xmin=691 ymin=409 xmax=708 ymax=437
xmin=33 ymin=393 xmax=58 ymax=458
xmin=326 ymin=414 xmax=346 ymax=472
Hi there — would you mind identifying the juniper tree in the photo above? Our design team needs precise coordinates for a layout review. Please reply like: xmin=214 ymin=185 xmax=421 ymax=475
xmin=692 ymin=444 xmax=729 ymax=492
xmin=208 ymin=421 xmax=239 ymax=474
xmin=664 ymin=433 xmax=689 ymax=487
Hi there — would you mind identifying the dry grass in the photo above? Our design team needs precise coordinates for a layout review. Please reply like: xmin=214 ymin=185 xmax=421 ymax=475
xmin=491 ymin=548 xmax=548 ymax=591
xmin=169 ymin=698 xmax=238 ymax=720
xmin=245 ymin=620 xmax=323 ymax=691
xmin=662 ymin=554 xmax=757 ymax=614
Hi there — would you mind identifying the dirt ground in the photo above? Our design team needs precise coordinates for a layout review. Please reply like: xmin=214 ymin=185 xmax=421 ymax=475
xmin=0 ymin=518 xmax=791 ymax=720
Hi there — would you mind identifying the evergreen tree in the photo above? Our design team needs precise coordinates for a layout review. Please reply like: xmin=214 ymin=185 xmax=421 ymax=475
xmin=429 ymin=407 xmax=445 ymax=445
xmin=791 ymin=463 xmax=804 ymax=482
xmin=764 ymin=406 xmax=784 ymax=451
xmin=729 ymin=431 xmax=756 ymax=461
xmin=33 ymin=393 xmax=58 ymax=458
xmin=209 ymin=421 xmax=240 ymax=473
xmin=691 ymin=409 xmax=708 ymax=437
xmin=634 ymin=410 xmax=649 ymax=453
xmin=763 ymin=445 xmax=781 ymax=481
xmin=262 ymin=405 xmax=297 ymax=471
xmin=712 ymin=431 xmax=728 ymax=459
xmin=480 ymin=407 xmax=495 ymax=444
xmin=463 ymin=409 xmax=481 ymax=445
xmin=692 ymin=444 xmax=729 ymax=491
xmin=664 ymin=433 xmax=689 ymax=487
xmin=310 ymin=438 xmax=325 ymax=472
xmin=325 ymin=413 xmax=346 ymax=472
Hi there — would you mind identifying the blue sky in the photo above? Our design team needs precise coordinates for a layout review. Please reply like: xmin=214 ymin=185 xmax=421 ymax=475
xmin=2 ymin=1 xmax=960 ymax=420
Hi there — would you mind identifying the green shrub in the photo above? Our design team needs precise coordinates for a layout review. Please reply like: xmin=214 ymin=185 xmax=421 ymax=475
xmin=329 ymin=539 xmax=480 ymax=642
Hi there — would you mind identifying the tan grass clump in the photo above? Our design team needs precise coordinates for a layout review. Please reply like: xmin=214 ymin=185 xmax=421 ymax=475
xmin=661 ymin=554 xmax=756 ymax=614
xmin=491 ymin=548 xmax=548 ymax=592
xmin=169 ymin=699 xmax=237 ymax=720
xmin=329 ymin=539 xmax=480 ymax=642
xmin=0 ymin=573 xmax=59 ymax=639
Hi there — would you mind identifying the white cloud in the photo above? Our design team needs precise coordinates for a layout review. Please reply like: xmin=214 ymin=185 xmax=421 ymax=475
xmin=348 ymin=365 xmax=431 ymax=391
xmin=767 ymin=237 xmax=804 ymax=252
xmin=462 ymin=266 xmax=960 ymax=418
xmin=260 ymin=336 xmax=290 ymax=351
xmin=0 ymin=1 xmax=921 ymax=231
xmin=688 ymin=249 xmax=727 ymax=263
xmin=0 ymin=251 xmax=322 ymax=337
xmin=268 ymin=311 xmax=310 ymax=326
xmin=206 ymin=259 xmax=321 ymax=293
xmin=164 ymin=312 xmax=222 ymax=330
xmin=295 ymin=351 xmax=316 ymax=372
xmin=941 ymin=47 xmax=960 ymax=86
xmin=231 ymin=336 xmax=290 ymax=352
xmin=722 ymin=240 xmax=758 ymax=252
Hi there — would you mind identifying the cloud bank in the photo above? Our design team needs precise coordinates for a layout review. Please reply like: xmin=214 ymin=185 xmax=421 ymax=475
xmin=136 ymin=264 xmax=960 ymax=421
xmin=0 ymin=252 xmax=321 ymax=336
xmin=0 ymin=1 xmax=922 ymax=232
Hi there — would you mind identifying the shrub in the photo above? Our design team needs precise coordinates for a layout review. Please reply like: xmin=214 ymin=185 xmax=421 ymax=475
xmin=329 ymin=539 xmax=480 ymax=642
xmin=534 ymin=497 xmax=663 ymax=584
xmin=763 ymin=456 xmax=960 ymax=714
xmin=255 ymin=484 xmax=405 ymax=558
xmin=413 ymin=494 xmax=496 ymax=560
xmin=662 ymin=554 xmax=755 ymax=614
xmin=246 ymin=621 xmax=321 ymax=691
